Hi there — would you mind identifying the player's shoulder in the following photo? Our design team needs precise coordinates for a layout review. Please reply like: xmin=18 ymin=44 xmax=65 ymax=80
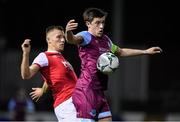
xmin=37 ymin=52 xmax=46 ymax=57
xmin=34 ymin=52 xmax=48 ymax=60
xmin=76 ymin=31 xmax=90 ymax=36
xmin=77 ymin=31 xmax=92 ymax=46
xmin=32 ymin=52 xmax=48 ymax=67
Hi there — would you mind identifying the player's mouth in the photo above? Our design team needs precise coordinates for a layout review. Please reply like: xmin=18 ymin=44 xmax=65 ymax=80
xmin=59 ymin=43 xmax=64 ymax=47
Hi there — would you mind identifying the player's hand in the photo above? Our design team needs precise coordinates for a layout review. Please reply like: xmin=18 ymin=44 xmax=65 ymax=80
xmin=66 ymin=19 xmax=78 ymax=32
xmin=21 ymin=39 xmax=31 ymax=53
xmin=29 ymin=88 xmax=43 ymax=102
xmin=145 ymin=46 xmax=163 ymax=55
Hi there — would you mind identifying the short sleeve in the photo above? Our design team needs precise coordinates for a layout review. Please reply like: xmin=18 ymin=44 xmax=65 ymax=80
xmin=76 ymin=31 xmax=91 ymax=46
xmin=32 ymin=52 xmax=48 ymax=67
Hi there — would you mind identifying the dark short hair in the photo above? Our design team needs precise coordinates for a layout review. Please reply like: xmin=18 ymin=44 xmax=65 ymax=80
xmin=46 ymin=25 xmax=64 ymax=36
xmin=83 ymin=7 xmax=108 ymax=23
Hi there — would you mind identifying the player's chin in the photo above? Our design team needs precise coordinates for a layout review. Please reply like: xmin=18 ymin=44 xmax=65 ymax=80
xmin=59 ymin=45 xmax=64 ymax=49
xmin=60 ymin=48 xmax=64 ymax=51
xmin=97 ymin=33 xmax=103 ymax=37
xmin=58 ymin=47 xmax=64 ymax=52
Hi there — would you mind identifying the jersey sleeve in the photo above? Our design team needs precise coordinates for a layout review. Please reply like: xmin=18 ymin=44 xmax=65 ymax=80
xmin=32 ymin=52 xmax=48 ymax=67
xmin=76 ymin=31 xmax=91 ymax=46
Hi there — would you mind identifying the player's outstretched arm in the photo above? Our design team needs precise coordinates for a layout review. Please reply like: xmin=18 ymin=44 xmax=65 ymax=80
xmin=65 ymin=19 xmax=83 ymax=45
xmin=29 ymin=82 xmax=48 ymax=102
xmin=116 ymin=46 xmax=162 ymax=57
xmin=21 ymin=39 xmax=39 ymax=79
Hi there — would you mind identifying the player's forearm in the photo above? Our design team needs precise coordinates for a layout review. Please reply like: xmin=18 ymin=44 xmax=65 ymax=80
xmin=42 ymin=82 xmax=48 ymax=93
xmin=21 ymin=52 xmax=31 ymax=79
xmin=119 ymin=48 xmax=147 ymax=57
xmin=65 ymin=31 xmax=79 ymax=44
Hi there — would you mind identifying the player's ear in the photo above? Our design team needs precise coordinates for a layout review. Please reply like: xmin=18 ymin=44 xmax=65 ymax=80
xmin=85 ymin=21 xmax=90 ymax=27
xmin=46 ymin=37 xmax=51 ymax=44
xmin=46 ymin=37 xmax=48 ymax=42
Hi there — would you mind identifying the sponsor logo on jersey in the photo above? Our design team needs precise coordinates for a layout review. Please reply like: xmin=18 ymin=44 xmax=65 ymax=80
xmin=62 ymin=61 xmax=74 ymax=71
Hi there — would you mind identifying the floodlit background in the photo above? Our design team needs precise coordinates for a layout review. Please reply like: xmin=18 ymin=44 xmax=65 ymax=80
xmin=0 ymin=0 xmax=180 ymax=121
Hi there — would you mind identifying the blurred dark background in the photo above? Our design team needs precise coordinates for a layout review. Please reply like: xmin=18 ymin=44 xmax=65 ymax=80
xmin=0 ymin=0 xmax=180 ymax=121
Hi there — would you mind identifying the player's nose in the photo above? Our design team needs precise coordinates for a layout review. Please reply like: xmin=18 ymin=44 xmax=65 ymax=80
xmin=60 ymin=37 xmax=65 ymax=43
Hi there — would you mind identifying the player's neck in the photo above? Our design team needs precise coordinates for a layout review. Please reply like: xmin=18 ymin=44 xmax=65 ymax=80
xmin=47 ymin=48 xmax=60 ymax=53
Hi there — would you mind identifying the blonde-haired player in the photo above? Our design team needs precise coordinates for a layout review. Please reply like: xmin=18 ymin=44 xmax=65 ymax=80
xmin=21 ymin=25 xmax=78 ymax=122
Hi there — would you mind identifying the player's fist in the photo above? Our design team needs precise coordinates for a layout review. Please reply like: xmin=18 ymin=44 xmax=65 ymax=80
xmin=65 ymin=19 xmax=78 ymax=32
xmin=145 ymin=46 xmax=162 ymax=55
xmin=21 ymin=39 xmax=31 ymax=53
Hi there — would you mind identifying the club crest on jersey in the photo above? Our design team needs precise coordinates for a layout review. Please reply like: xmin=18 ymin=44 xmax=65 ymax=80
xmin=62 ymin=61 xmax=73 ymax=70
xmin=89 ymin=109 xmax=97 ymax=117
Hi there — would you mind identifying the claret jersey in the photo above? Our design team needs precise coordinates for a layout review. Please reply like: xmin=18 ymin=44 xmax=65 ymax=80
xmin=76 ymin=31 xmax=113 ymax=90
